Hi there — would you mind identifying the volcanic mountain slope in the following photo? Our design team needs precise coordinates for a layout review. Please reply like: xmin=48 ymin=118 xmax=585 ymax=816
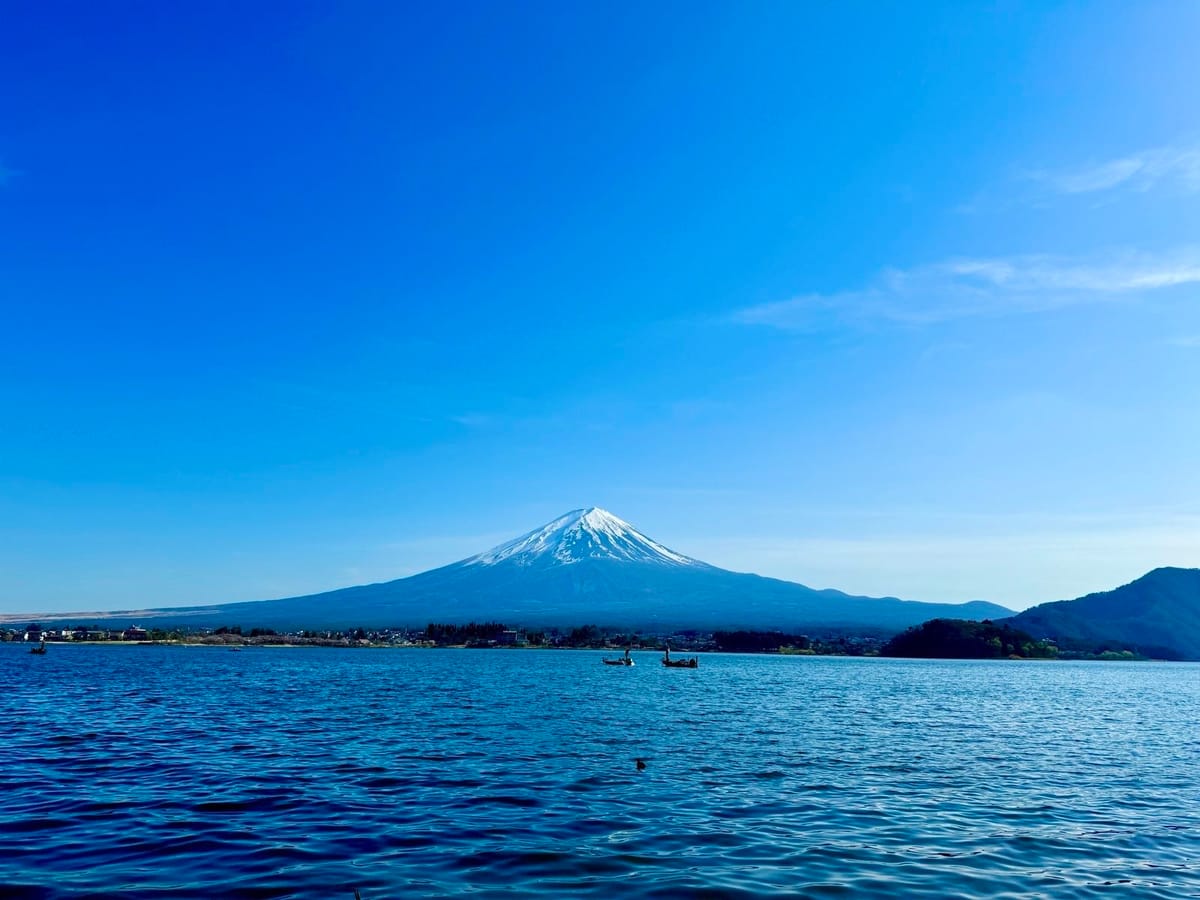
xmin=81 ymin=507 xmax=1011 ymax=631
xmin=1005 ymin=567 xmax=1200 ymax=659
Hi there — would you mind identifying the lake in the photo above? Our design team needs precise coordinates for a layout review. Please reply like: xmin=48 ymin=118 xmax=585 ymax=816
xmin=3 ymin=645 xmax=1198 ymax=898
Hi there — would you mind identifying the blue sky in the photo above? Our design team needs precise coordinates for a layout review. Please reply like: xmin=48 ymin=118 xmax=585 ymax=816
xmin=2 ymin=1 xmax=1199 ymax=614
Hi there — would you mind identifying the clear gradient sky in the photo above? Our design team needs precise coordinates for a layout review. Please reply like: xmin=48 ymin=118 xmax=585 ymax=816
xmin=3 ymin=2 xmax=1199 ymax=614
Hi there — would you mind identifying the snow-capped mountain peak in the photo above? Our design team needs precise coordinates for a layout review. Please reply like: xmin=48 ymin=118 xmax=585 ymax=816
xmin=465 ymin=507 xmax=700 ymax=568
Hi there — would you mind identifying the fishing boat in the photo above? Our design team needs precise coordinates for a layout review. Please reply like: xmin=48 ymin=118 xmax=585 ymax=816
xmin=661 ymin=646 xmax=697 ymax=668
xmin=662 ymin=657 xmax=698 ymax=668
xmin=29 ymin=641 xmax=47 ymax=655
xmin=603 ymin=648 xmax=635 ymax=666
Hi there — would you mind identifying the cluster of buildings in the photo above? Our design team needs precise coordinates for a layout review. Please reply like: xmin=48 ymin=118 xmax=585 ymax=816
xmin=5 ymin=623 xmax=150 ymax=643
xmin=4 ymin=622 xmax=871 ymax=655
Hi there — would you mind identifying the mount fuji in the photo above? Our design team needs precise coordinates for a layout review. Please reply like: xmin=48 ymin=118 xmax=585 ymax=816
xmin=463 ymin=508 xmax=701 ymax=568
xmin=42 ymin=507 xmax=1011 ymax=630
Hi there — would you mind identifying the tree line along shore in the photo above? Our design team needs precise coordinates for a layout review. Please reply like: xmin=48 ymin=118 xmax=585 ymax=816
xmin=7 ymin=618 xmax=1160 ymax=660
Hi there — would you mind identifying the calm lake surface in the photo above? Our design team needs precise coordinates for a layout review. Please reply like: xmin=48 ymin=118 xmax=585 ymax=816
xmin=3 ymin=645 xmax=1199 ymax=898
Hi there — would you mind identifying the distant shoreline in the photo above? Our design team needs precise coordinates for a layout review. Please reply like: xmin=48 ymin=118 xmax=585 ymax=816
xmin=9 ymin=640 xmax=1173 ymax=661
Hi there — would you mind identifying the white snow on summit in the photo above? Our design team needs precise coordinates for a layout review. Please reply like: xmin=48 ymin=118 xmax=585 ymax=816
xmin=466 ymin=507 xmax=699 ymax=568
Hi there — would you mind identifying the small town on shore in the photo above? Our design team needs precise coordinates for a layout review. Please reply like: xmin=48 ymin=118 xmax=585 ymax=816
xmin=9 ymin=618 xmax=1148 ymax=660
xmin=8 ymin=619 xmax=892 ymax=654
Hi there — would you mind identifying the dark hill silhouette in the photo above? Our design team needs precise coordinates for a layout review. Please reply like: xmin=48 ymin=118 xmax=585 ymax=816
xmin=881 ymin=618 xmax=1056 ymax=659
xmin=1005 ymin=567 xmax=1200 ymax=660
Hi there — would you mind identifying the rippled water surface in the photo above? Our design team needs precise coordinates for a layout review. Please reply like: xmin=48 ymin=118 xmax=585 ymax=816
xmin=3 ymin=645 xmax=1199 ymax=898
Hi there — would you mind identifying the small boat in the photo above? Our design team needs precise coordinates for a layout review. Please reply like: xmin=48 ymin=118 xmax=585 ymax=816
xmin=662 ymin=657 xmax=698 ymax=668
xmin=29 ymin=641 xmax=47 ymax=655
xmin=603 ymin=657 xmax=634 ymax=666
xmin=661 ymin=646 xmax=697 ymax=668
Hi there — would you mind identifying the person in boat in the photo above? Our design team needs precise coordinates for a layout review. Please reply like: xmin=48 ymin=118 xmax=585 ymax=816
xmin=663 ymin=644 xmax=670 ymax=663
xmin=624 ymin=647 xmax=631 ymax=664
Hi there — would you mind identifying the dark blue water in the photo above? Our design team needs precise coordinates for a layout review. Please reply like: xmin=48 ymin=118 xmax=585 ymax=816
xmin=3 ymin=645 xmax=1198 ymax=898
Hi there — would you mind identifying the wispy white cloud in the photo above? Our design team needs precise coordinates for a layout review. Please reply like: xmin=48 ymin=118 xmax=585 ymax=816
xmin=1027 ymin=142 xmax=1200 ymax=195
xmin=450 ymin=413 xmax=494 ymax=428
xmin=733 ymin=248 xmax=1200 ymax=329
xmin=679 ymin=512 xmax=1200 ymax=610
xmin=0 ymin=159 xmax=21 ymax=188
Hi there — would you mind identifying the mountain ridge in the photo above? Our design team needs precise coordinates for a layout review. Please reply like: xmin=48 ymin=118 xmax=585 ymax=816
xmin=1004 ymin=566 xmax=1200 ymax=659
xmin=2 ymin=507 xmax=1013 ymax=631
